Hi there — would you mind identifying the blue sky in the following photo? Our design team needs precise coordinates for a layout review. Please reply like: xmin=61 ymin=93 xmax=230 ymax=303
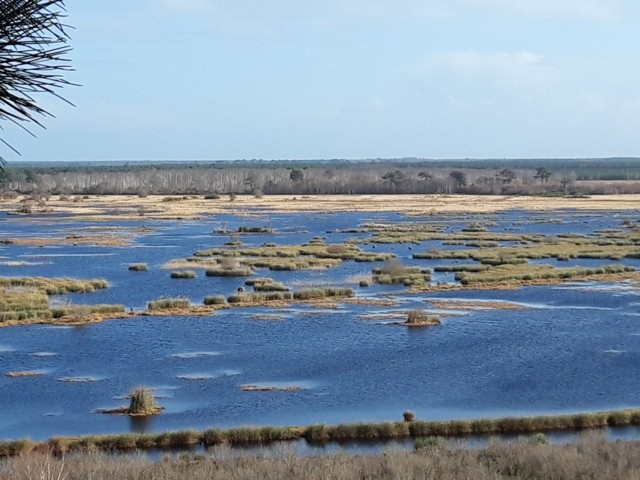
xmin=8 ymin=0 xmax=640 ymax=161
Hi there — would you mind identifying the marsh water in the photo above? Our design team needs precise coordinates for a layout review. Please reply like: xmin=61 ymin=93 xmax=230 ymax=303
xmin=1 ymin=208 xmax=640 ymax=441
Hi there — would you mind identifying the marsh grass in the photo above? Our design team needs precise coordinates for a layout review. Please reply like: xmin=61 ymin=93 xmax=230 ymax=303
xmin=6 ymin=433 xmax=640 ymax=479
xmin=372 ymin=261 xmax=431 ymax=286
xmin=227 ymin=292 xmax=293 ymax=304
xmin=253 ymin=282 xmax=289 ymax=292
xmin=244 ymin=277 xmax=274 ymax=286
xmin=203 ymin=295 xmax=226 ymax=305
xmin=205 ymin=268 xmax=253 ymax=277
xmin=455 ymin=264 xmax=633 ymax=286
xmin=147 ymin=298 xmax=190 ymax=310
xmin=0 ymin=277 xmax=108 ymax=295
xmin=404 ymin=310 xmax=440 ymax=327
xmin=292 ymin=288 xmax=354 ymax=300
xmin=128 ymin=388 xmax=160 ymax=415
xmin=194 ymin=242 xmax=393 ymax=267
xmin=3 ymin=409 xmax=640 ymax=458
xmin=0 ymin=280 xmax=120 ymax=324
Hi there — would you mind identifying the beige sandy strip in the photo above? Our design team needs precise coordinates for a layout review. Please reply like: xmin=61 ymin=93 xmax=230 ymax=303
xmin=2 ymin=194 xmax=640 ymax=220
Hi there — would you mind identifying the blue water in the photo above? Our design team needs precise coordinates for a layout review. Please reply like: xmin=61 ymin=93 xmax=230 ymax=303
xmin=0 ymin=209 xmax=639 ymax=441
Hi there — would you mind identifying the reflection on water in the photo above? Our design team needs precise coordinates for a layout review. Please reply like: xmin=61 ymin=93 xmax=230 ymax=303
xmin=130 ymin=415 xmax=157 ymax=434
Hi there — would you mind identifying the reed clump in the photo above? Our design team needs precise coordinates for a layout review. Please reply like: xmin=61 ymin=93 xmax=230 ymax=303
xmin=147 ymin=298 xmax=190 ymax=310
xmin=292 ymin=288 xmax=354 ymax=300
xmin=401 ymin=310 xmax=440 ymax=327
xmin=253 ymin=282 xmax=289 ymax=292
xmin=244 ymin=277 xmax=274 ymax=286
xmin=227 ymin=292 xmax=293 ymax=304
xmin=205 ymin=268 xmax=253 ymax=277
xmin=0 ymin=277 xmax=108 ymax=295
xmin=372 ymin=261 xmax=431 ymax=286
xmin=128 ymin=388 xmax=161 ymax=415
xmin=456 ymin=264 xmax=633 ymax=286
xmin=203 ymin=295 xmax=226 ymax=305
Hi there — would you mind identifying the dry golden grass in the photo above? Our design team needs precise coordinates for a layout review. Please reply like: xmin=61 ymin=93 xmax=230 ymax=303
xmin=240 ymin=384 xmax=302 ymax=392
xmin=3 ymin=194 xmax=640 ymax=220
xmin=4 ymin=371 xmax=44 ymax=378
xmin=427 ymin=299 xmax=528 ymax=311
xmin=3 ymin=432 xmax=640 ymax=480
xmin=0 ymin=234 xmax=130 ymax=247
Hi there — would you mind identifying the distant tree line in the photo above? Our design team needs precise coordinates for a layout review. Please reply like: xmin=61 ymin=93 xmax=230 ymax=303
xmin=2 ymin=159 xmax=640 ymax=196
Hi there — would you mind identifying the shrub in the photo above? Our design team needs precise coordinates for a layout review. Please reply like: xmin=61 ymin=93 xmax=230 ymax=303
xmin=204 ymin=194 xmax=221 ymax=200
xmin=403 ymin=410 xmax=416 ymax=422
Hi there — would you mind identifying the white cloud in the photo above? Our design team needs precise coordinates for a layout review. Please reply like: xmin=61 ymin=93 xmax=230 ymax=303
xmin=422 ymin=50 xmax=553 ymax=95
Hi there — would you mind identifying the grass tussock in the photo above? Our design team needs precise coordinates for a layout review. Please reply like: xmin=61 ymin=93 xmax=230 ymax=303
xmin=403 ymin=309 xmax=441 ymax=327
xmin=253 ymin=282 xmax=289 ymax=292
xmin=0 ymin=276 xmax=108 ymax=295
xmin=205 ymin=268 xmax=253 ymax=277
xmin=98 ymin=388 xmax=163 ymax=417
xmin=147 ymin=298 xmax=190 ymax=310
xmin=372 ymin=261 xmax=431 ymax=286
xmin=455 ymin=264 xmax=633 ymax=286
xmin=203 ymin=295 xmax=226 ymax=305
xmin=227 ymin=292 xmax=293 ymax=304
xmin=128 ymin=388 xmax=161 ymax=415
xmin=292 ymin=288 xmax=354 ymax=300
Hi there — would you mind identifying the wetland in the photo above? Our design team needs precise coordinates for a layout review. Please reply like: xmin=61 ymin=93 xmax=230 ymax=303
xmin=1 ymin=195 xmax=640 ymax=445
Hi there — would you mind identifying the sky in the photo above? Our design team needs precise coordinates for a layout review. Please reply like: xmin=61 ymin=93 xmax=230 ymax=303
xmin=6 ymin=0 xmax=640 ymax=161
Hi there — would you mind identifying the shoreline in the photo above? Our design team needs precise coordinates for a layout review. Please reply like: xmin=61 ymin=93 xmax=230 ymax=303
xmin=2 ymin=408 xmax=640 ymax=457
xmin=1 ymin=194 xmax=640 ymax=221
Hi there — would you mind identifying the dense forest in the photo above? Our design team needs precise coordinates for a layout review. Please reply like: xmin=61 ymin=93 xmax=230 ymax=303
xmin=2 ymin=158 xmax=640 ymax=196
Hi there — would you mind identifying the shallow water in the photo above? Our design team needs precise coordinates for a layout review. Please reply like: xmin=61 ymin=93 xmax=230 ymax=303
xmin=1 ymin=209 xmax=640 ymax=440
